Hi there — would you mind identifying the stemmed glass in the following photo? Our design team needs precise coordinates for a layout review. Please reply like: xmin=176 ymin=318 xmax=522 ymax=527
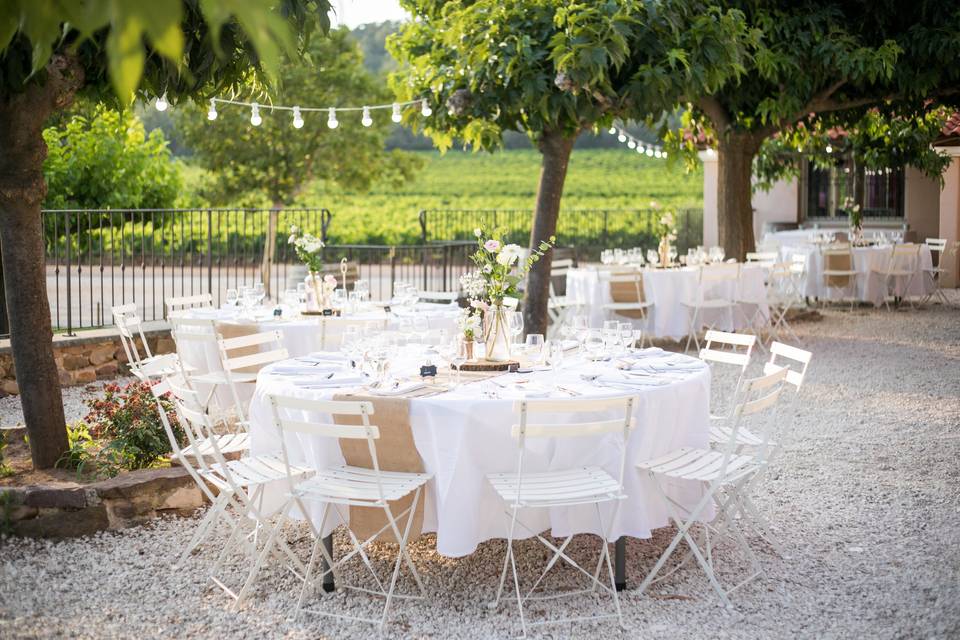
xmin=571 ymin=316 xmax=589 ymax=353
xmin=525 ymin=333 xmax=545 ymax=365
xmin=546 ymin=340 xmax=565 ymax=369
xmin=450 ymin=336 xmax=470 ymax=386
xmin=584 ymin=329 xmax=604 ymax=359
xmin=508 ymin=311 xmax=524 ymax=345
xmin=252 ymin=282 xmax=265 ymax=306
xmin=646 ymin=249 xmax=660 ymax=268
xmin=225 ymin=288 xmax=238 ymax=308
xmin=618 ymin=322 xmax=635 ymax=350
xmin=602 ymin=321 xmax=620 ymax=353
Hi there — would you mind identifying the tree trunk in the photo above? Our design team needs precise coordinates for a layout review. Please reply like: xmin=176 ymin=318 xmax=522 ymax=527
xmin=523 ymin=129 xmax=576 ymax=337
xmin=0 ymin=55 xmax=83 ymax=468
xmin=716 ymin=133 xmax=762 ymax=261
xmin=260 ymin=205 xmax=281 ymax=299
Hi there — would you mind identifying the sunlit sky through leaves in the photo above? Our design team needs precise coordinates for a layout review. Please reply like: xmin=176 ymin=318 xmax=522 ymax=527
xmin=333 ymin=0 xmax=409 ymax=27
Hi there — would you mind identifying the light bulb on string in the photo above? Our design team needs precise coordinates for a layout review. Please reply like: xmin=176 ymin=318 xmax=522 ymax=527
xmin=391 ymin=102 xmax=402 ymax=123
xmin=617 ymin=133 xmax=627 ymax=143
xmin=654 ymin=150 xmax=662 ymax=158
xmin=662 ymin=151 xmax=668 ymax=159
xmin=327 ymin=107 xmax=339 ymax=129
xmin=627 ymin=140 xmax=636 ymax=149
xmin=155 ymin=93 xmax=169 ymax=112
xmin=420 ymin=99 xmax=432 ymax=117
xmin=361 ymin=106 xmax=373 ymax=127
xmin=292 ymin=106 xmax=304 ymax=129
xmin=206 ymin=99 xmax=218 ymax=121
xmin=637 ymin=146 xmax=644 ymax=154
xmin=645 ymin=148 xmax=654 ymax=157
xmin=706 ymin=148 xmax=715 ymax=157
xmin=608 ymin=127 xmax=617 ymax=135
xmin=825 ymin=144 xmax=832 ymax=153
xmin=250 ymin=103 xmax=262 ymax=126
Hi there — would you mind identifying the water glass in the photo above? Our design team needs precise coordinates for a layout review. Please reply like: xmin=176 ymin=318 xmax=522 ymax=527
xmin=618 ymin=322 xmax=635 ymax=349
xmin=225 ymin=288 xmax=238 ymax=307
xmin=602 ymin=321 xmax=620 ymax=353
xmin=525 ymin=333 xmax=545 ymax=364
xmin=646 ymin=249 xmax=659 ymax=267
xmin=584 ymin=330 xmax=605 ymax=358
xmin=252 ymin=282 xmax=265 ymax=305
xmin=546 ymin=340 xmax=565 ymax=369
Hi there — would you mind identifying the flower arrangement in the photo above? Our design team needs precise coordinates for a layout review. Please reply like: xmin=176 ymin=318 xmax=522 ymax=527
xmin=842 ymin=196 xmax=863 ymax=230
xmin=288 ymin=225 xmax=325 ymax=273
xmin=651 ymin=202 xmax=678 ymax=267
xmin=458 ymin=227 xmax=555 ymax=359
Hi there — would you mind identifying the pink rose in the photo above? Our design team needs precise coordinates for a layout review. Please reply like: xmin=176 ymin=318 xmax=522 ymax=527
xmin=484 ymin=239 xmax=501 ymax=252
xmin=470 ymin=299 xmax=490 ymax=312
xmin=323 ymin=274 xmax=337 ymax=284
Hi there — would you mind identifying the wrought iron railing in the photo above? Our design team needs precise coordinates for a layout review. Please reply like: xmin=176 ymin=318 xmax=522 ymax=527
xmin=418 ymin=207 xmax=704 ymax=259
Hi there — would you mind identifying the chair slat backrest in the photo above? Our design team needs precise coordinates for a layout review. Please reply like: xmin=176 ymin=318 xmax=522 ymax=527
xmin=600 ymin=270 xmax=646 ymax=308
xmin=718 ymin=366 xmax=789 ymax=471
xmin=112 ymin=303 xmax=153 ymax=371
xmin=418 ymin=291 xmax=458 ymax=304
xmin=150 ymin=378 xmax=218 ymax=502
xmin=746 ymin=252 xmax=777 ymax=264
xmin=267 ymin=395 xmax=386 ymax=501
xmin=700 ymin=330 xmax=754 ymax=371
xmin=510 ymin=396 xmax=636 ymax=505
xmin=763 ymin=341 xmax=812 ymax=392
xmin=166 ymin=293 xmax=214 ymax=317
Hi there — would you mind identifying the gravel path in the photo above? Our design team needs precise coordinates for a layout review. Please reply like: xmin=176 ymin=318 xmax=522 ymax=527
xmin=2 ymin=304 xmax=959 ymax=639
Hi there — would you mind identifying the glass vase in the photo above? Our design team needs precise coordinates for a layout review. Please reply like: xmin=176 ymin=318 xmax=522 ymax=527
xmin=483 ymin=303 xmax=512 ymax=362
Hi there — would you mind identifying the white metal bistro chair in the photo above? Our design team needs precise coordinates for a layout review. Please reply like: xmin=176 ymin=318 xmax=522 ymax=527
xmin=681 ymin=263 xmax=741 ymax=352
xmin=764 ymin=261 xmax=804 ymax=345
xmin=417 ymin=290 xmax=459 ymax=304
xmin=820 ymin=245 xmax=859 ymax=310
xmin=315 ymin=316 xmax=389 ymax=351
xmin=745 ymin=252 xmax=777 ymax=267
xmin=217 ymin=330 xmax=289 ymax=427
xmin=167 ymin=316 xmax=235 ymax=421
xmin=149 ymin=368 xmax=251 ymax=564
xmin=487 ymin=396 xmax=636 ymax=636
xmin=173 ymin=398 xmax=313 ymax=606
xmin=111 ymin=303 xmax=183 ymax=381
xmin=256 ymin=395 xmax=432 ymax=630
xmin=165 ymin=293 xmax=214 ymax=317
xmin=635 ymin=366 xmax=788 ymax=606
xmin=598 ymin=269 xmax=652 ymax=347
xmin=871 ymin=243 xmax=921 ymax=310
xmin=920 ymin=238 xmax=956 ymax=306
xmin=698 ymin=330 xmax=755 ymax=427
xmin=547 ymin=258 xmax=579 ymax=339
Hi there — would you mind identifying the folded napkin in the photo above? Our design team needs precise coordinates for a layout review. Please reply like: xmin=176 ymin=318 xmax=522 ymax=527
xmin=596 ymin=374 xmax=669 ymax=387
xmin=273 ymin=362 xmax=345 ymax=375
xmin=632 ymin=357 xmax=705 ymax=373
xmin=291 ymin=372 xmax=365 ymax=388
xmin=560 ymin=339 xmax=580 ymax=351
xmin=630 ymin=347 xmax=666 ymax=358
xmin=307 ymin=352 xmax=353 ymax=362
xmin=514 ymin=383 xmax=552 ymax=398
xmin=367 ymin=380 xmax=428 ymax=396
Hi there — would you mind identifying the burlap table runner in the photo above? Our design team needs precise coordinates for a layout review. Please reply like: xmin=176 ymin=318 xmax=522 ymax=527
xmin=823 ymin=251 xmax=853 ymax=287
xmin=331 ymin=393 xmax=426 ymax=543
xmin=608 ymin=276 xmax=647 ymax=319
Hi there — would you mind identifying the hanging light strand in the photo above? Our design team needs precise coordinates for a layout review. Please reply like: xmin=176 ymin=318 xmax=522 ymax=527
xmin=608 ymin=121 xmax=668 ymax=160
xmin=189 ymin=96 xmax=428 ymax=128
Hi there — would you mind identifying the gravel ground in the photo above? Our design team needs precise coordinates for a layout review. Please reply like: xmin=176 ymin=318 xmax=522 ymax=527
xmin=2 ymin=302 xmax=959 ymax=639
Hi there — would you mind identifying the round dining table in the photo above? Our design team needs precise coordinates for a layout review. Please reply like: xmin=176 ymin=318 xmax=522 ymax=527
xmin=566 ymin=264 xmax=769 ymax=341
xmin=244 ymin=345 xmax=713 ymax=587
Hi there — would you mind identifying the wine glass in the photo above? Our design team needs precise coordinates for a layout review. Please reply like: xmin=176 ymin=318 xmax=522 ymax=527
xmin=508 ymin=311 xmax=524 ymax=345
xmin=546 ymin=340 xmax=565 ymax=369
xmin=525 ymin=333 xmax=545 ymax=364
xmin=602 ymin=321 xmax=620 ymax=353
xmin=571 ymin=316 xmax=590 ymax=352
xmin=225 ymin=288 xmax=238 ymax=308
xmin=451 ymin=337 xmax=470 ymax=385
xmin=618 ymin=322 xmax=635 ymax=350
xmin=252 ymin=282 xmax=265 ymax=306
xmin=584 ymin=329 xmax=604 ymax=358
xmin=668 ymin=246 xmax=678 ymax=266
xmin=646 ymin=249 xmax=659 ymax=268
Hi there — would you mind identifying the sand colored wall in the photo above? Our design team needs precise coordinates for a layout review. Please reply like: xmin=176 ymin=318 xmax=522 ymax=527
xmin=938 ymin=157 xmax=960 ymax=287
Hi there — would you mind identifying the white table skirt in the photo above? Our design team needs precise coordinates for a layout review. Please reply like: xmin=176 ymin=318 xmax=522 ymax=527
xmin=247 ymin=355 xmax=712 ymax=557
xmin=566 ymin=266 xmax=769 ymax=341
xmin=779 ymin=244 xmax=933 ymax=305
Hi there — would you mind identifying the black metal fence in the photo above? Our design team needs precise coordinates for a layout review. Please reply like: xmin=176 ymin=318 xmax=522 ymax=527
xmin=419 ymin=207 xmax=703 ymax=259
xmin=40 ymin=206 xmax=703 ymax=334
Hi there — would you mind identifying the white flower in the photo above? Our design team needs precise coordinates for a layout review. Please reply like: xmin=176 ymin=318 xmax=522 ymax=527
xmin=496 ymin=243 xmax=524 ymax=266
xmin=482 ymin=264 xmax=492 ymax=274
xmin=474 ymin=228 xmax=483 ymax=237
xmin=459 ymin=270 xmax=487 ymax=297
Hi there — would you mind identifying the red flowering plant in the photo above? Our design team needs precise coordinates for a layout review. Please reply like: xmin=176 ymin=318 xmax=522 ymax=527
xmin=82 ymin=381 xmax=184 ymax=473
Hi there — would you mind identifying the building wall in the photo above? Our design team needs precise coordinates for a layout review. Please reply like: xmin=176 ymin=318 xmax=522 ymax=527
xmin=904 ymin=166 xmax=942 ymax=243
xmin=939 ymin=157 xmax=960 ymax=287
xmin=700 ymin=151 xmax=719 ymax=247
xmin=752 ymin=178 xmax=800 ymax=240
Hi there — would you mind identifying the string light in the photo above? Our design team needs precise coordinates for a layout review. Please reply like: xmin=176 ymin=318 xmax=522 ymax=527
xmin=250 ymin=103 xmax=262 ymax=126
xmin=391 ymin=102 xmax=402 ymax=123
xmin=617 ymin=133 xmax=627 ymax=143
xmin=420 ymin=99 xmax=432 ymax=117
xmin=627 ymin=140 xmax=636 ymax=149
xmin=825 ymin=144 xmax=833 ymax=153
xmin=206 ymin=99 xmax=217 ymax=121
xmin=155 ymin=93 xmax=168 ymax=112
xmin=327 ymin=107 xmax=339 ymax=129
xmin=196 ymin=97 xmax=426 ymax=129
xmin=361 ymin=106 xmax=373 ymax=127
xmin=292 ymin=106 xmax=304 ymax=129
xmin=608 ymin=122 xmax=668 ymax=161
xmin=608 ymin=127 xmax=617 ymax=135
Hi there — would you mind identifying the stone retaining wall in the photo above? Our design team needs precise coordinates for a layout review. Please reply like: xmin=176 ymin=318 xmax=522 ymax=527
xmin=1 ymin=466 xmax=204 ymax=537
xmin=0 ymin=324 xmax=174 ymax=396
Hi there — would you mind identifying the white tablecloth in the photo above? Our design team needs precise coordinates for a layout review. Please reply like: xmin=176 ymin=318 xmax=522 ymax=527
xmin=778 ymin=244 xmax=933 ymax=306
xmin=175 ymin=304 xmax=460 ymax=406
xmin=247 ymin=351 xmax=712 ymax=557
xmin=566 ymin=266 xmax=769 ymax=340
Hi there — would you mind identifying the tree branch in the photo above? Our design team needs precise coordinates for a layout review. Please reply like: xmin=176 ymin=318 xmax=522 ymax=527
xmin=696 ymin=96 xmax=731 ymax=132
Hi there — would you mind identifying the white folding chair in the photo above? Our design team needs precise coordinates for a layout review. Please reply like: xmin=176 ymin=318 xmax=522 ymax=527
xmin=598 ymin=269 xmax=652 ymax=347
xmin=745 ymin=252 xmax=777 ymax=267
xmin=165 ymin=293 xmax=214 ymax=317
xmin=256 ymin=395 xmax=432 ymax=630
xmin=636 ymin=367 xmax=788 ymax=606
xmin=417 ymin=290 xmax=458 ymax=304
xmin=872 ymin=243 xmax=921 ymax=310
xmin=547 ymin=258 xmax=579 ymax=339
xmin=174 ymin=399 xmax=313 ymax=606
xmin=316 ymin=316 xmax=388 ymax=351
xmin=149 ymin=367 xmax=251 ymax=564
xmin=168 ymin=316 xmax=235 ymax=420
xmin=487 ymin=396 xmax=636 ymax=636
xmin=681 ymin=263 xmax=741 ymax=352
xmin=218 ymin=330 xmax=289 ymax=427
xmin=820 ymin=245 xmax=859 ymax=310
xmin=699 ymin=330 xmax=755 ymax=426
xmin=920 ymin=239 xmax=955 ymax=306
xmin=111 ymin=303 xmax=183 ymax=381
xmin=764 ymin=261 xmax=804 ymax=345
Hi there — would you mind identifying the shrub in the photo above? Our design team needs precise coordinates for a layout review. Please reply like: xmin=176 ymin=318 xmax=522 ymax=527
xmin=83 ymin=381 xmax=184 ymax=472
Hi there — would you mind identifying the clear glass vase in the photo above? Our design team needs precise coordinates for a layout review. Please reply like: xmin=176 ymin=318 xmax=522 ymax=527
xmin=483 ymin=303 xmax=512 ymax=362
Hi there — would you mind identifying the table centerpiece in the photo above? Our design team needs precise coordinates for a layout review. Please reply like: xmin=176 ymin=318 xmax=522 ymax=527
xmin=288 ymin=226 xmax=337 ymax=312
